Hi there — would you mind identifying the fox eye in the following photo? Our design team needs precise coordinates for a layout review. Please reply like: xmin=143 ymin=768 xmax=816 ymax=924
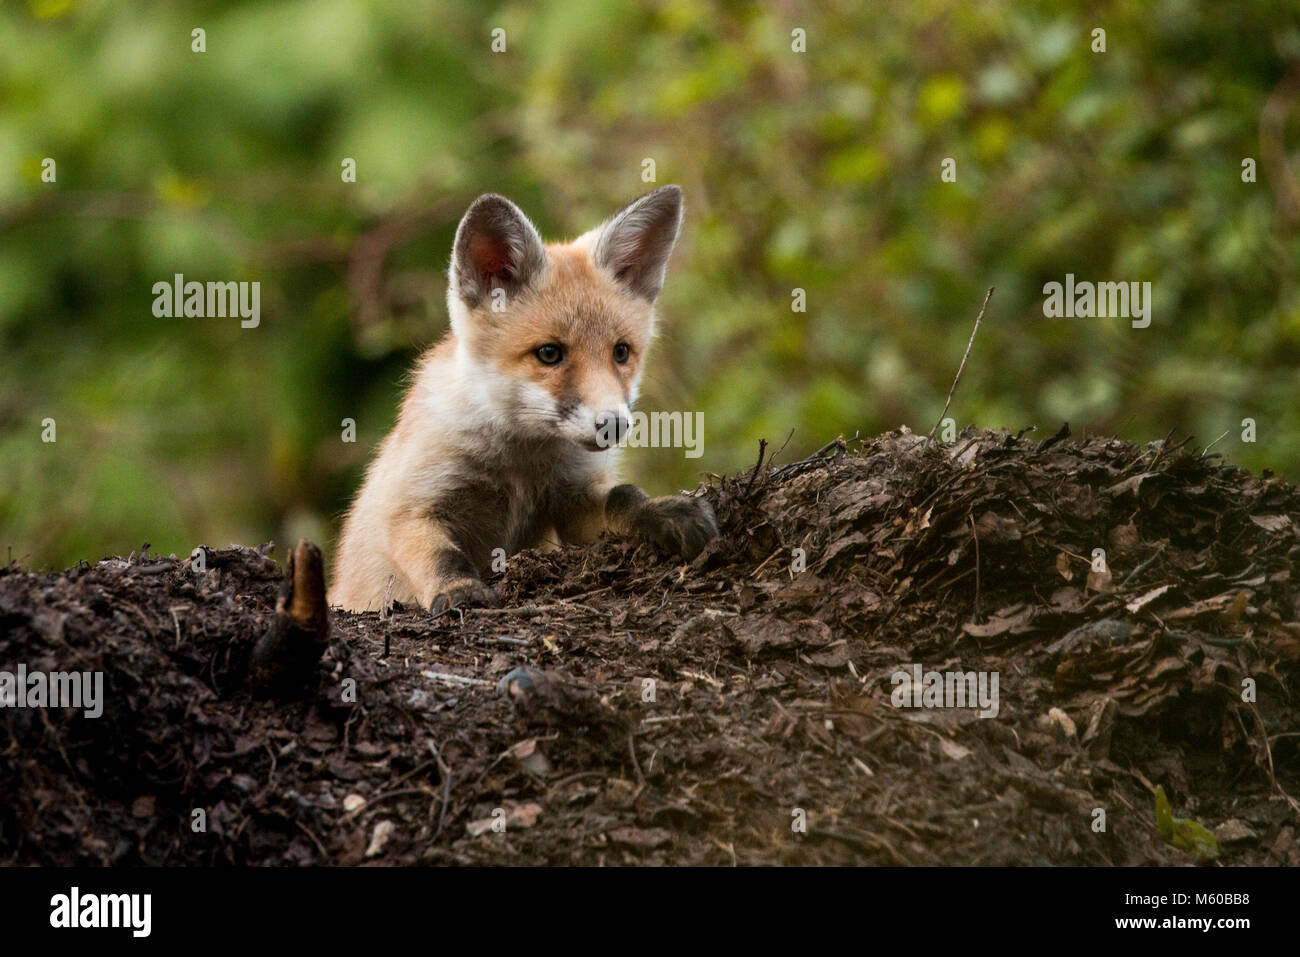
xmin=535 ymin=344 xmax=563 ymax=365
xmin=613 ymin=342 xmax=630 ymax=364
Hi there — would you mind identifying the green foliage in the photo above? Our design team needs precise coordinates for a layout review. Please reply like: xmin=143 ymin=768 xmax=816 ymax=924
xmin=2 ymin=0 xmax=1299 ymax=567
xmin=1154 ymin=784 xmax=1220 ymax=860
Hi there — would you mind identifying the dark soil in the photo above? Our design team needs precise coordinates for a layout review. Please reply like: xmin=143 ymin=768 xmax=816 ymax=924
xmin=3 ymin=426 xmax=1299 ymax=865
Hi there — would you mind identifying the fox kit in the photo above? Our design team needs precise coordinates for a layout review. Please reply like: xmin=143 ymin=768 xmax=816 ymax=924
xmin=329 ymin=185 xmax=718 ymax=613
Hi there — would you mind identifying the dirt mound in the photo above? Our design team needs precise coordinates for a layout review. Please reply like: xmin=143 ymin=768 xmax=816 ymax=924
xmin=2 ymin=426 xmax=1298 ymax=865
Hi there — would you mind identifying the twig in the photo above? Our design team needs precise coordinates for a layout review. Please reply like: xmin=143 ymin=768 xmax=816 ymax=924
xmin=769 ymin=431 xmax=860 ymax=480
xmin=363 ymin=786 xmax=436 ymax=809
xmin=1245 ymin=702 xmax=1300 ymax=815
xmin=742 ymin=439 xmax=768 ymax=499
xmin=420 ymin=670 xmax=492 ymax=687
xmin=1117 ymin=543 xmax=1167 ymax=589
xmin=380 ymin=758 xmax=436 ymax=793
xmin=462 ymin=602 xmax=609 ymax=618
xmin=1200 ymin=430 xmax=1230 ymax=458
xmin=428 ymin=740 xmax=454 ymax=840
xmin=293 ymin=817 xmax=330 ymax=861
xmin=168 ymin=606 xmax=187 ymax=649
xmin=627 ymin=730 xmax=646 ymax=787
xmin=751 ymin=546 xmax=786 ymax=578
xmin=806 ymin=827 xmax=905 ymax=864
xmin=759 ymin=430 xmax=798 ymax=471
xmin=929 ymin=287 xmax=994 ymax=441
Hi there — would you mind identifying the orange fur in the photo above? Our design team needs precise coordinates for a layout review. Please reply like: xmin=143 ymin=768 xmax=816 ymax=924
xmin=329 ymin=187 xmax=685 ymax=612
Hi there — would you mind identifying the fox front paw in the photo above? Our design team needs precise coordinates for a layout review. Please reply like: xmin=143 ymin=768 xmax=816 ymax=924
xmin=609 ymin=485 xmax=719 ymax=561
xmin=428 ymin=578 xmax=500 ymax=615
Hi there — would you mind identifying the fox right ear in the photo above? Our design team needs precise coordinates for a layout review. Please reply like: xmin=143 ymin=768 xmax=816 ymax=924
xmin=450 ymin=194 xmax=547 ymax=309
xmin=594 ymin=184 xmax=683 ymax=302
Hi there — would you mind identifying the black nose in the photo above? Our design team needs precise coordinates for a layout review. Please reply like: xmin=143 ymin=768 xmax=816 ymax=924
xmin=594 ymin=411 xmax=629 ymax=446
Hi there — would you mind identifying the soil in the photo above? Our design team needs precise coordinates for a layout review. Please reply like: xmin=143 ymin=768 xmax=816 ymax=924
xmin=2 ymin=426 xmax=1299 ymax=866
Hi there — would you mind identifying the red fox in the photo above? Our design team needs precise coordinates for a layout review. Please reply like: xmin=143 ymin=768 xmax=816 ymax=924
xmin=329 ymin=186 xmax=718 ymax=613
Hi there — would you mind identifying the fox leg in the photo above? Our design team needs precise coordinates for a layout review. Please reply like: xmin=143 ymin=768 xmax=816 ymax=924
xmin=555 ymin=489 xmax=610 ymax=547
xmin=603 ymin=484 xmax=719 ymax=560
xmin=386 ymin=508 xmax=499 ymax=614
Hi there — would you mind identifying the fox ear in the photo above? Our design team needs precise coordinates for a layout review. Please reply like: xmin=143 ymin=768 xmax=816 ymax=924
xmin=450 ymin=194 xmax=547 ymax=309
xmin=594 ymin=185 xmax=683 ymax=301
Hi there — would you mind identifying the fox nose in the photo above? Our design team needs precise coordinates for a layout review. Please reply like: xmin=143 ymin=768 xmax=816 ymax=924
xmin=594 ymin=410 xmax=629 ymax=447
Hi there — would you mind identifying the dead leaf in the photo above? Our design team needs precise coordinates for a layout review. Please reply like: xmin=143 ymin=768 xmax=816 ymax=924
xmin=1125 ymin=584 xmax=1173 ymax=614
xmin=939 ymin=738 xmax=972 ymax=761
xmin=343 ymin=794 xmax=366 ymax=813
xmin=507 ymin=802 xmax=544 ymax=828
xmin=1080 ymin=697 xmax=1117 ymax=759
xmin=973 ymin=511 xmax=1021 ymax=543
xmin=365 ymin=820 xmax=394 ymax=857
xmin=1106 ymin=472 xmax=1156 ymax=498
xmin=1108 ymin=523 xmax=1140 ymax=552
xmin=1055 ymin=552 xmax=1073 ymax=581
xmin=1046 ymin=707 xmax=1077 ymax=740
xmin=1249 ymin=514 xmax=1293 ymax=533
xmin=1086 ymin=568 xmax=1114 ymax=593
xmin=1165 ymin=591 xmax=1245 ymax=621
xmin=1221 ymin=591 xmax=1249 ymax=623
xmin=607 ymin=827 xmax=672 ymax=850
xmin=961 ymin=605 xmax=1035 ymax=637
xmin=1216 ymin=819 xmax=1256 ymax=843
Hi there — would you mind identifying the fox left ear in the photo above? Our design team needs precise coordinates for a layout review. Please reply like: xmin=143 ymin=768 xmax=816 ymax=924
xmin=451 ymin=194 xmax=548 ymax=309
xmin=594 ymin=185 xmax=683 ymax=302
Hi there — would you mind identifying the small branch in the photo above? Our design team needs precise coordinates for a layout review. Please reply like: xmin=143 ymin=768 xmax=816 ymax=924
xmin=420 ymin=671 xmax=492 ymax=687
xmin=742 ymin=439 xmax=768 ymax=499
xmin=1199 ymin=430 xmax=1230 ymax=458
xmin=462 ymin=602 xmax=609 ymax=619
xmin=428 ymin=740 xmax=454 ymax=840
xmin=1118 ymin=543 xmax=1167 ymax=590
xmin=769 ymin=431 xmax=860 ymax=480
xmin=627 ymin=730 xmax=646 ymax=787
xmin=929 ymin=287 xmax=994 ymax=441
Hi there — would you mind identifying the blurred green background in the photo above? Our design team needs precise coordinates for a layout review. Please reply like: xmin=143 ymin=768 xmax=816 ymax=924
xmin=2 ymin=0 xmax=1299 ymax=569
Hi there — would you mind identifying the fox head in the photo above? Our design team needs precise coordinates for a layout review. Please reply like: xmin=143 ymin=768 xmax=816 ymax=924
xmin=445 ymin=185 xmax=683 ymax=452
